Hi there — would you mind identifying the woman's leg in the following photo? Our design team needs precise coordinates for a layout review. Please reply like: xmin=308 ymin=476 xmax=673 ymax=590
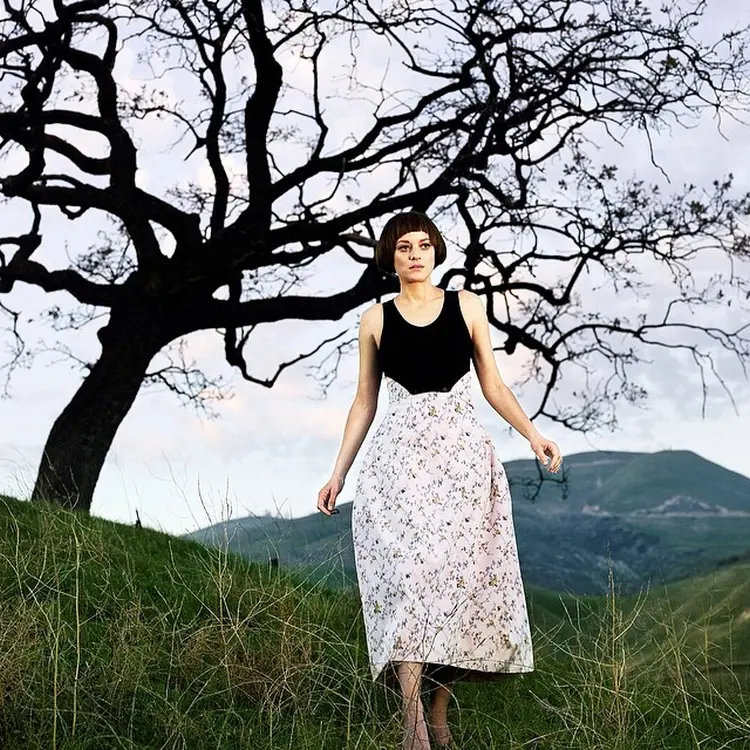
xmin=396 ymin=661 xmax=431 ymax=750
xmin=426 ymin=680 xmax=454 ymax=747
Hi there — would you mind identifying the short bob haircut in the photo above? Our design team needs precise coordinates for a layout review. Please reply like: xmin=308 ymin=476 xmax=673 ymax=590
xmin=375 ymin=211 xmax=447 ymax=277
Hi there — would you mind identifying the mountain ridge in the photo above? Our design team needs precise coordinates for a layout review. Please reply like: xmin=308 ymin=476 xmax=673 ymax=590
xmin=181 ymin=450 xmax=750 ymax=596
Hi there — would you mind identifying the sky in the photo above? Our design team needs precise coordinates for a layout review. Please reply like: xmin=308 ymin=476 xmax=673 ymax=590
xmin=0 ymin=1 xmax=749 ymax=537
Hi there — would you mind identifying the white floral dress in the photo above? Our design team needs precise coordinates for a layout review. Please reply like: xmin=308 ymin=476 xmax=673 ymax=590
xmin=351 ymin=368 xmax=534 ymax=684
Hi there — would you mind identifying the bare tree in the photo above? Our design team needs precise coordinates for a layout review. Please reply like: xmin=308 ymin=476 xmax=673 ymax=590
xmin=0 ymin=0 xmax=749 ymax=513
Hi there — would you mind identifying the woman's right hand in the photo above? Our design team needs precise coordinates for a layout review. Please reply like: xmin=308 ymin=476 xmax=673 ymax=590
xmin=317 ymin=474 xmax=345 ymax=516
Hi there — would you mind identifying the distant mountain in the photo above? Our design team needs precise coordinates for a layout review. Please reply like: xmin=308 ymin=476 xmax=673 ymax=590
xmin=181 ymin=450 xmax=750 ymax=596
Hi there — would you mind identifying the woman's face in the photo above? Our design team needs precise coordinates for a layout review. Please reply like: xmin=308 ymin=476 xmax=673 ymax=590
xmin=393 ymin=230 xmax=434 ymax=280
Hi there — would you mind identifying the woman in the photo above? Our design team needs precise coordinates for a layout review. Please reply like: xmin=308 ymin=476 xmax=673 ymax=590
xmin=316 ymin=211 xmax=562 ymax=750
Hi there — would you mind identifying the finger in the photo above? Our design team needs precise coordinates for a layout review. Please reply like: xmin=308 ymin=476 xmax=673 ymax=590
xmin=318 ymin=492 xmax=331 ymax=515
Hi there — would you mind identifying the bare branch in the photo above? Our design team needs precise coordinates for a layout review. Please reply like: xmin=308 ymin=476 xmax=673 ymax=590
xmin=0 ymin=0 xmax=748 ymax=482
xmin=0 ymin=298 xmax=30 ymax=397
xmin=144 ymin=337 xmax=233 ymax=419
xmin=239 ymin=0 xmax=283 ymax=226
xmin=224 ymin=322 xmax=351 ymax=389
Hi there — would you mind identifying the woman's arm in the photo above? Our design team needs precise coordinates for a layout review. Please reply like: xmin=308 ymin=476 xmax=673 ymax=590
xmin=461 ymin=290 xmax=562 ymax=473
xmin=330 ymin=305 xmax=383 ymax=480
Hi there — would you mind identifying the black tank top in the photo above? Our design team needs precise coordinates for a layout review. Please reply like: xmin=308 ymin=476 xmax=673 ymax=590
xmin=377 ymin=289 xmax=473 ymax=394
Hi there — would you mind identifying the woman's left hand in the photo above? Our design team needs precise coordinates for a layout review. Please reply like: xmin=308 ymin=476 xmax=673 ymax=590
xmin=530 ymin=435 xmax=563 ymax=474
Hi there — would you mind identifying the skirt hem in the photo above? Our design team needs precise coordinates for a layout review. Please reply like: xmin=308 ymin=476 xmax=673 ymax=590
xmin=372 ymin=658 xmax=534 ymax=686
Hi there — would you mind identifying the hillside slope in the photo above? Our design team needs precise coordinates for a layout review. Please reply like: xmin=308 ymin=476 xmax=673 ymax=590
xmin=183 ymin=450 xmax=750 ymax=596
xmin=1 ymin=494 xmax=748 ymax=750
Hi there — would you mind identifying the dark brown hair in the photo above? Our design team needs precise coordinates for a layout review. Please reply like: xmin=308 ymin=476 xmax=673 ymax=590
xmin=375 ymin=211 xmax=447 ymax=276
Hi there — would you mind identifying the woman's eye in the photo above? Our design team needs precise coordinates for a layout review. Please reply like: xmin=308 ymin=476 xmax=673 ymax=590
xmin=396 ymin=243 xmax=430 ymax=250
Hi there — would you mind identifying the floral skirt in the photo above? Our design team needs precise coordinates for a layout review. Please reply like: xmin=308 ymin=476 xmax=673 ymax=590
xmin=351 ymin=371 xmax=534 ymax=685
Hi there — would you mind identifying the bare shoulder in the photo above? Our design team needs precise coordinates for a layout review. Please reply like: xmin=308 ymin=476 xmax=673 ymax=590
xmin=356 ymin=302 xmax=384 ymax=407
xmin=359 ymin=301 xmax=384 ymax=340
xmin=457 ymin=289 xmax=484 ymax=334
xmin=457 ymin=289 xmax=482 ymax=307
xmin=360 ymin=301 xmax=383 ymax=329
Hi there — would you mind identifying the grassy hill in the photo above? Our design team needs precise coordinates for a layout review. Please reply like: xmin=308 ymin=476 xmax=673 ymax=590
xmin=182 ymin=450 xmax=750 ymax=596
xmin=1 ymin=494 xmax=748 ymax=749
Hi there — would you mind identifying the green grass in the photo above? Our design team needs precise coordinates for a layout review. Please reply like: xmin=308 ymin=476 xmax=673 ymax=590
xmin=0 ymin=494 xmax=748 ymax=749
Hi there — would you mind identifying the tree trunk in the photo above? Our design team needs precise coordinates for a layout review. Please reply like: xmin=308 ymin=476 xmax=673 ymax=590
xmin=31 ymin=308 xmax=169 ymax=514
